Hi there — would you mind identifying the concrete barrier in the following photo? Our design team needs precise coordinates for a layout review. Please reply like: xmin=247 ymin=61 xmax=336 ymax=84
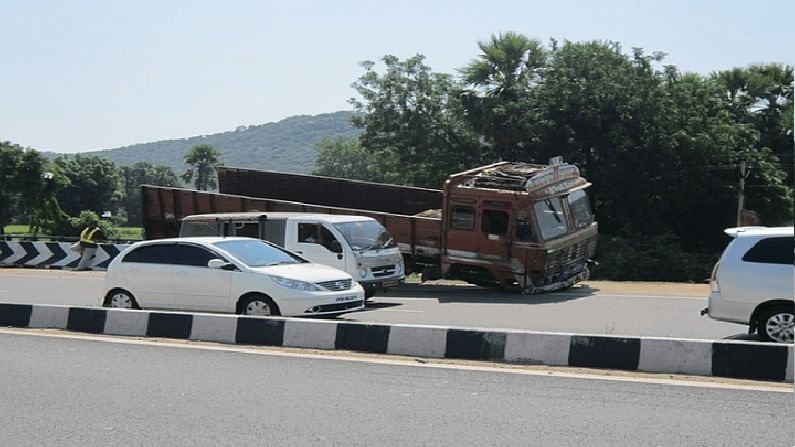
xmin=0 ymin=241 xmax=130 ymax=270
xmin=0 ymin=302 xmax=791 ymax=383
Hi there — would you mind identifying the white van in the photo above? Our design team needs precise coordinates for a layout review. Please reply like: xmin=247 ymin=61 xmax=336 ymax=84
xmin=179 ymin=212 xmax=405 ymax=298
xmin=703 ymin=226 xmax=794 ymax=343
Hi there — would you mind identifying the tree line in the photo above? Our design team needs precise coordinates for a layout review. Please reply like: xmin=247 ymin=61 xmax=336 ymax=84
xmin=313 ymin=33 xmax=793 ymax=281
xmin=0 ymin=143 xmax=221 ymax=238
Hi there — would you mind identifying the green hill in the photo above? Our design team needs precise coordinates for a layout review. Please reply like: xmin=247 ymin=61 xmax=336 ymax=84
xmin=55 ymin=111 xmax=360 ymax=174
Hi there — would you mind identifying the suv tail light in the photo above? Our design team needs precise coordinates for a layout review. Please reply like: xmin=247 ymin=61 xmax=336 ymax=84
xmin=710 ymin=261 xmax=720 ymax=293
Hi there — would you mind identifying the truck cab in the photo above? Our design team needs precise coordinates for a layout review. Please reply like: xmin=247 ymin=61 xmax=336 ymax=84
xmin=179 ymin=212 xmax=405 ymax=298
xmin=438 ymin=158 xmax=598 ymax=293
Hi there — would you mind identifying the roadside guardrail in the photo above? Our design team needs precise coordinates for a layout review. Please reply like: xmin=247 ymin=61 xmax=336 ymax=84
xmin=0 ymin=303 xmax=791 ymax=383
xmin=0 ymin=241 xmax=130 ymax=270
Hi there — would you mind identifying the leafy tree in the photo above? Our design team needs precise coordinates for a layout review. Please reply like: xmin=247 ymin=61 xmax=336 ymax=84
xmin=713 ymin=64 xmax=794 ymax=186
xmin=350 ymin=54 xmax=483 ymax=187
xmin=459 ymin=32 xmax=547 ymax=161
xmin=182 ymin=144 xmax=221 ymax=190
xmin=53 ymin=154 xmax=123 ymax=219
xmin=0 ymin=142 xmax=69 ymax=234
xmin=312 ymin=136 xmax=383 ymax=181
xmin=120 ymin=162 xmax=180 ymax=226
xmin=524 ymin=41 xmax=791 ymax=251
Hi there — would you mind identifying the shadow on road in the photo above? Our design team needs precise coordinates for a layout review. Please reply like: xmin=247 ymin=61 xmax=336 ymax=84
xmin=362 ymin=302 xmax=402 ymax=310
xmin=381 ymin=283 xmax=601 ymax=305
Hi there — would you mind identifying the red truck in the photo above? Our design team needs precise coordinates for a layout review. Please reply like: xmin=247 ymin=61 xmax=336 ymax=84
xmin=142 ymin=158 xmax=597 ymax=293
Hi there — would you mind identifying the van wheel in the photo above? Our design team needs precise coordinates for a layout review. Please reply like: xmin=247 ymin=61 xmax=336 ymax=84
xmin=757 ymin=306 xmax=794 ymax=343
xmin=239 ymin=294 xmax=281 ymax=317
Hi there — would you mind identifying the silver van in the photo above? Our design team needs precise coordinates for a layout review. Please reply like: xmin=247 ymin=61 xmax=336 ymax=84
xmin=703 ymin=227 xmax=794 ymax=343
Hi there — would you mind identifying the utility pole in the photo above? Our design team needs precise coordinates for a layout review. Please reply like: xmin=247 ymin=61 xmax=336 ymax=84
xmin=736 ymin=160 xmax=748 ymax=226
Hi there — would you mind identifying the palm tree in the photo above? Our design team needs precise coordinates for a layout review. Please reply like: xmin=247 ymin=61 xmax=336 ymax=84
xmin=182 ymin=144 xmax=221 ymax=191
xmin=460 ymin=31 xmax=546 ymax=98
xmin=459 ymin=32 xmax=547 ymax=161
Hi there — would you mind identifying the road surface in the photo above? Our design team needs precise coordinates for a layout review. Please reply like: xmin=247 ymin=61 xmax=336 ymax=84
xmin=0 ymin=331 xmax=790 ymax=447
xmin=0 ymin=269 xmax=749 ymax=340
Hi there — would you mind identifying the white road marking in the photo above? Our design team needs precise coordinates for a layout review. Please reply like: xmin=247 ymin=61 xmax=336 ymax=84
xmin=382 ymin=293 xmax=705 ymax=301
xmin=0 ymin=327 xmax=789 ymax=393
xmin=376 ymin=309 xmax=424 ymax=313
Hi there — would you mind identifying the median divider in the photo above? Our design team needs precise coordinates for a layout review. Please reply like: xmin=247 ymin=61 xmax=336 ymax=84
xmin=0 ymin=241 xmax=129 ymax=270
xmin=1 ymin=302 xmax=792 ymax=383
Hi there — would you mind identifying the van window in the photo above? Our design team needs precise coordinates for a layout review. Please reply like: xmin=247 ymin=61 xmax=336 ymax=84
xmin=742 ymin=237 xmax=794 ymax=265
xmin=298 ymin=223 xmax=319 ymax=243
xmin=181 ymin=220 xmax=219 ymax=237
xmin=482 ymin=209 xmax=509 ymax=235
xmin=234 ymin=222 xmax=260 ymax=238
xmin=262 ymin=220 xmax=286 ymax=247
xmin=320 ymin=225 xmax=343 ymax=253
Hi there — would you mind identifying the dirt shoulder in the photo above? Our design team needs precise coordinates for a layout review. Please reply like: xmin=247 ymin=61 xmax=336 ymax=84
xmin=573 ymin=280 xmax=710 ymax=296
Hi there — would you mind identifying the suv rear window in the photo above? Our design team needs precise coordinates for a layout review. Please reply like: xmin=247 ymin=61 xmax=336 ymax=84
xmin=742 ymin=237 xmax=794 ymax=265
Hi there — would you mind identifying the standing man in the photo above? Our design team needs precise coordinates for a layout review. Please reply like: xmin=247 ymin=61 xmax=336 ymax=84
xmin=75 ymin=220 xmax=104 ymax=271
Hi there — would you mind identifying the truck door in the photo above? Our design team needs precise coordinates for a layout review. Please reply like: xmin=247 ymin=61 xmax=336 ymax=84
xmin=478 ymin=207 xmax=511 ymax=260
xmin=293 ymin=221 xmax=347 ymax=272
xmin=445 ymin=203 xmax=478 ymax=260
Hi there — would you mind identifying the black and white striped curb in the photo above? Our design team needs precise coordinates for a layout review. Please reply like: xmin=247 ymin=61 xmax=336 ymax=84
xmin=0 ymin=241 xmax=129 ymax=270
xmin=1 ymin=303 xmax=792 ymax=383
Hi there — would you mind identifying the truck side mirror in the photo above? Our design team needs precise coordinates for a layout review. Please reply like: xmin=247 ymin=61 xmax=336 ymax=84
xmin=325 ymin=240 xmax=342 ymax=253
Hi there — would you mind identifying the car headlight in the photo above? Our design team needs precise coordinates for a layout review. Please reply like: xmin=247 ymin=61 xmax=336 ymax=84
xmin=269 ymin=276 xmax=322 ymax=291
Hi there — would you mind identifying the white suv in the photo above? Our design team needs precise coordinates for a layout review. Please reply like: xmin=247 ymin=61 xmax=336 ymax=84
xmin=703 ymin=227 xmax=794 ymax=343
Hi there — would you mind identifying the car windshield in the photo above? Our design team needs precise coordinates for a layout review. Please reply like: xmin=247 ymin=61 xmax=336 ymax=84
xmin=333 ymin=220 xmax=397 ymax=251
xmin=212 ymin=239 xmax=306 ymax=267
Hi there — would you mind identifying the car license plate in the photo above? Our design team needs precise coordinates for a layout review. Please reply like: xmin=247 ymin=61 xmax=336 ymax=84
xmin=335 ymin=295 xmax=358 ymax=302
xmin=382 ymin=280 xmax=399 ymax=287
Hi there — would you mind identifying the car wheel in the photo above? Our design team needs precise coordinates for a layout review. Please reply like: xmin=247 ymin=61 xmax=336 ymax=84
xmin=363 ymin=284 xmax=377 ymax=300
xmin=240 ymin=294 xmax=281 ymax=316
xmin=757 ymin=306 xmax=794 ymax=343
xmin=104 ymin=289 xmax=139 ymax=309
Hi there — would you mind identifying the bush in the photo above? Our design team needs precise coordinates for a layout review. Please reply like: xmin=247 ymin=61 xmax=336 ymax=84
xmin=61 ymin=211 xmax=118 ymax=239
xmin=591 ymin=232 xmax=719 ymax=282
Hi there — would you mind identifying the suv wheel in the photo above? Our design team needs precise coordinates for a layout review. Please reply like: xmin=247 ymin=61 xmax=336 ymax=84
xmin=757 ymin=305 xmax=794 ymax=343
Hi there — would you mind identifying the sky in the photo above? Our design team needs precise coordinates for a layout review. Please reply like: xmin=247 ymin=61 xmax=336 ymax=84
xmin=1 ymin=0 xmax=793 ymax=154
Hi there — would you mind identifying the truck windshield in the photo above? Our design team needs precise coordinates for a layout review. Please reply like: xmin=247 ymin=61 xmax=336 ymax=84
xmin=213 ymin=239 xmax=306 ymax=267
xmin=567 ymin=189 xmax=594 ymax=229
xmin=333 ymin=220 xmax=397 ymax=251
xmin=533 ymin=198 xmax=569 ymax=240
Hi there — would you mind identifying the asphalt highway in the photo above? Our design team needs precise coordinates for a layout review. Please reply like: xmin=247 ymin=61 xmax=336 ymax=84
xmin=0 ymin=331 xmax=791 ymax=447
xmin=0 ymin=269 xmax=748 ymax=340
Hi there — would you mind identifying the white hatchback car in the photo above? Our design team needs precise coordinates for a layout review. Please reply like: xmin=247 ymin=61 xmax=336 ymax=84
xmin=704 ymin=227 xmax=794 ymax=343
xmin=102 ymin=237 xmax=365 ymax=316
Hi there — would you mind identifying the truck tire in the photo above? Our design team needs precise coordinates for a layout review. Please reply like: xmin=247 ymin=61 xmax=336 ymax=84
xmin=364 ymin=284 xmax=377 ymax=300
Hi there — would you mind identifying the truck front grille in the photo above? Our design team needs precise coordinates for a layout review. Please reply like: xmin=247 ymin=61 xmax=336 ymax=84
xmin=371 ymin=265 xmax=397 ymax=278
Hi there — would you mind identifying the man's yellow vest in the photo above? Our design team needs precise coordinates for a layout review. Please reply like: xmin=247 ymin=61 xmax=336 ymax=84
xmin=80 ymin=227 xmax=100 ymax=244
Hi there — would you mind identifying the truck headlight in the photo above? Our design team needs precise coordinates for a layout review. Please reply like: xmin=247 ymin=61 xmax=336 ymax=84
xmin=359 ymin=269 xmax=368 ymax=278
xmin=269 ymin=276 xmax=322 ymax=291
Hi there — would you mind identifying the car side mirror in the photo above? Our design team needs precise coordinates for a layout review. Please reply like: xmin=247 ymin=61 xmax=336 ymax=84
xmin=208 ymin=259 xmax=235 ymax=270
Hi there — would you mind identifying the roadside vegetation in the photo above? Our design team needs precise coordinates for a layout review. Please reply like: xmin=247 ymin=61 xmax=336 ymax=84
xmin=1 ymin=33 xmax=791 ymax=281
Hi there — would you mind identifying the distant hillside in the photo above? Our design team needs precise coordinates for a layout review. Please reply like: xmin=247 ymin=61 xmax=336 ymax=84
xmin=53 ymin=111 xmax=360 ymax=174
